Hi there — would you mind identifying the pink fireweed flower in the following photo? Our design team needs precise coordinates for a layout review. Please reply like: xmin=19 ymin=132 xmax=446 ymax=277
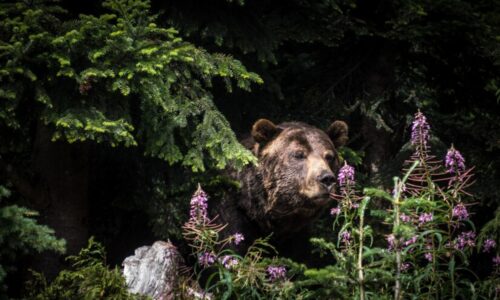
xmin=330 ymin=207 xmax=341 ymax=216
xmin=198 ymin=252 xmax=216 ymax=267
xmin=455 ymin=231 xmax=476 ymax=250
xmin=351 ymin=202 xmax=360 ymax=209
xmin=392 ymin=184 xmax=407 ymax=198
xmin=418 ymin=213 xmax=433 ymax=225
xmin=452 ymin=203 xmax=469 ymax=221
xmin=232 ymin=233 xmax=245 ymax=245
xmin=424 ymin=243 xmax=433 ymax=262
xmin=400 ymin=213 xmax=411 ymax=223
xmin=445 ymin=145 xmax=466 ymax=174
xmin=483 ymin=239 xmax=497 ymax=253
xmin=341 ymin=231 xmax=351 ymax=246
xmin=424 ymin=252 xmax=433 ymax=262
xmin=404 ymin=235 xmax=418 ymax=247
xmin=401 ymin=262 xmax=411 ymax=272
xmin=190 ymin=187 xmax=209 ymax=222
xmin=220 ymin=255 xmax=239 ymax=269
xmin=338 ymin=162 xmax=355 ymax=187
xmin=267 ymin=265 xmax=286 ymax=281
xmin=387 ymin=234 xmax=396 ymax=251
xmin=493 ymin=255 xmax=500 ymax=267
xmin=411 ymin=111 xmax=431 ymax=147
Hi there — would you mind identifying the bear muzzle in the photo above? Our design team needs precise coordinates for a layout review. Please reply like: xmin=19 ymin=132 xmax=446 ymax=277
xmin=317 ymin=171 xmax=335 ymax=191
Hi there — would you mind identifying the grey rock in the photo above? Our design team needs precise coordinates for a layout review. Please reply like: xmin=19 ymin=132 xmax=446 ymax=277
xmin=122 ymin=241 xmax=183 ymax=300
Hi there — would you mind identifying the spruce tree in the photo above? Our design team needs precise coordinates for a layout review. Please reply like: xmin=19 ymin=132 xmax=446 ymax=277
xmin=0 ymin=0 xmax=261 ymax=277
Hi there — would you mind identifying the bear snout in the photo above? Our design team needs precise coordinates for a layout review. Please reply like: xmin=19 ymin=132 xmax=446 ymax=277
xmin=317 ymin=171 xmax=335 ymax=190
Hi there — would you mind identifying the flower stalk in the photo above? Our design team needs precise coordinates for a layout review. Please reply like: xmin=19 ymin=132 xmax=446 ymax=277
xmin=393 ymin=177 xmax=402 ymax=300
xmin=358 ymin=196 xmax=370 ymax=300
xmin=393 ymin=160 xmax=419 ymax=300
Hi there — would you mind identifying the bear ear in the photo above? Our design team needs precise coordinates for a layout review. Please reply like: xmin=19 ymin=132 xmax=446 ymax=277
xmin=326 ymin=120 xmax=349 ymax=148
xmin=252 ymin=119 xmax=282 ymax=144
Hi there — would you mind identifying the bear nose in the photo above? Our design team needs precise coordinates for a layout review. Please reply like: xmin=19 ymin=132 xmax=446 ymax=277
xmin=318 ymin=172 xmax=335 ymax=189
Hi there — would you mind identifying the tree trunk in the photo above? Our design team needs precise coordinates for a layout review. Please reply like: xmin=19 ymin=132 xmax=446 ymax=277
xmin=32 ymin=124 xmax=90 ymax=278
xmin=361 ymin=117 xmax=392 ymax=183
xmin=361 ymin=45 xmax=395 ymax=185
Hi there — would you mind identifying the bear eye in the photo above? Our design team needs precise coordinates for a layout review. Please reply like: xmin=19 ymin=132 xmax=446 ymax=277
xmin=292 ymin=151 xmax=306 ymax=160
xmin=325 ymin=153 xmax=336 ymax=163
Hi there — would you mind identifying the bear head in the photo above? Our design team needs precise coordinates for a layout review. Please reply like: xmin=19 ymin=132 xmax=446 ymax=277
xmin=241 ymin=119 xmax=349 ymax=236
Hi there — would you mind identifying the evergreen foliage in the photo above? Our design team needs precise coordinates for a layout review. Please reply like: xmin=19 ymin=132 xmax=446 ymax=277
xmin=0 ymin=0 xmax=261 ymax=172
xmin=0 ymin=185 xmax=65 ymax=296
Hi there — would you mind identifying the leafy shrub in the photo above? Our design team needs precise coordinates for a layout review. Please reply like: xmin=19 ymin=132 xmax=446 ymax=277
xmin=26 ymin=237 xmax=147 ymax=300
xmin=0 ymin=185 xmax=65 ymax=297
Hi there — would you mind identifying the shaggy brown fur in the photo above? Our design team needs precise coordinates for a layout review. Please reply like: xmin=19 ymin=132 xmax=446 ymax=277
xmin=210 ymin=119 xmax=349 ymax=256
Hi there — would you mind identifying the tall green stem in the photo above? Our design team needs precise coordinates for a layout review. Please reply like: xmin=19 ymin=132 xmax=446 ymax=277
xmin=393 ymin=160 xmax=419 ymax=300
xmin=394 ymin=182 xmax=402 ymax=300
xmin=358 ymin=197 xmax=369 ymax=300
xmin=450 ymin=255 xmax=456 ymax=299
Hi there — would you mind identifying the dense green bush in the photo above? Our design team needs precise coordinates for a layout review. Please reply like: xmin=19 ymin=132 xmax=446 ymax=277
xmin=26 ymin=237 xmax=147 ymax=300
xmin=0 ymin=186 xmax=65 ymax=298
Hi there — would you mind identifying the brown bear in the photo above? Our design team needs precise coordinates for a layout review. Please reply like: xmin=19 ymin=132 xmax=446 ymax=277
xmin=210 ymin=119 xmax=349 ymax=259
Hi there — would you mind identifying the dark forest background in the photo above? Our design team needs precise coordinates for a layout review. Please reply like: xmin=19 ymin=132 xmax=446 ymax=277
xmin=1 ymin=0 xmax=499 ymax=297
